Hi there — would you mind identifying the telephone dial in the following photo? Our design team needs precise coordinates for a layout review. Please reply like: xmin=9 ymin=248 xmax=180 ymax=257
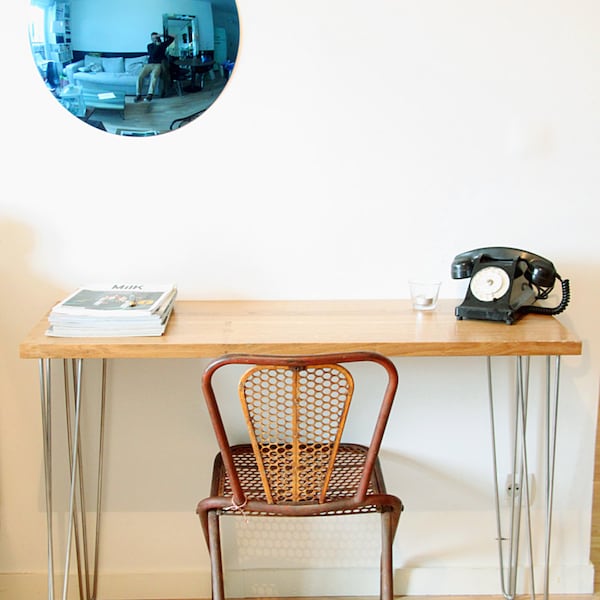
xmin=451 ymin=247 xmax=570 ymax=324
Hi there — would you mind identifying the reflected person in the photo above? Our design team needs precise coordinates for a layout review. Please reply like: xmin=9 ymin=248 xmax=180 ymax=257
xmin=134 ymin=32 xmax=174 ymax=103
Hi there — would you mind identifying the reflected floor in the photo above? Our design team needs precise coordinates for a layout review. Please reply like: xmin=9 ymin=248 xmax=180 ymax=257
xmin=83 ymin=72 xmax=228 ymax=135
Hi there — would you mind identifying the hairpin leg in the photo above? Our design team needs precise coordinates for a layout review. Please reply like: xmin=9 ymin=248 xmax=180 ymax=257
xmin=488 ymin=354 xmax=561 ymax=600
xmin=487 ymin=356 xmax=535 ymax=600
xmin=39 ymin=359 xmax=55 ymax=600
xmin=61 ymin=358 xmax=83 ymax=600
xmin=544 ymin=355 xmax=561 ymax=600
xmin=38 ymin=359 xmax=108 ymax=600
xmin=64 ymin=359 xmax=88 ymax=600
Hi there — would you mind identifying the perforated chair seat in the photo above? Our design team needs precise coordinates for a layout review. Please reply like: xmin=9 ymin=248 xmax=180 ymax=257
xmin=212 ymin=442 xmax=388 ymax=516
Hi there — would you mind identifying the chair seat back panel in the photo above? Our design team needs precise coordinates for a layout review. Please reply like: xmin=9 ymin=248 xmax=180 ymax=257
xmin=239 ymin=365 xmax=354 ymax=503
xmin=239 ymin=364 xmax=354 ymax=504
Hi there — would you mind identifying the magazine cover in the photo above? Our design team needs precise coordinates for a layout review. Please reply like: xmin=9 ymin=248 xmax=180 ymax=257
xmin=51 ymin=283 xmax=176 ymax=316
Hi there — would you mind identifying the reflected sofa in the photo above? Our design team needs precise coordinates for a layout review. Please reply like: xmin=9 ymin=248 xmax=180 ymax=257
xmin=64 ymin=53 xmax=165 ymax=96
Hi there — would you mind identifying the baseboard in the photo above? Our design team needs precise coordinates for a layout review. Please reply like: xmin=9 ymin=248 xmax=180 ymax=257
xmin=0 ymin=564 xmax=594 ymax=599
xmin=395 ymin=564 xmax=595 ymax=595
xmin=0 ymin=571 xmax=210 ymax=600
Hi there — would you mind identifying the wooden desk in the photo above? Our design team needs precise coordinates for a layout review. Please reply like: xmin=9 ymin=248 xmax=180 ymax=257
xmin=19 ymin=299 xmax=582 ymax=600
xmin=20 ymin=298 xmax=581 ymax=359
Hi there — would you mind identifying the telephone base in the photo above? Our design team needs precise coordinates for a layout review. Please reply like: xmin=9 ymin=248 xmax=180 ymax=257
xmin=455 ymin=302 xmax=519 ymax=325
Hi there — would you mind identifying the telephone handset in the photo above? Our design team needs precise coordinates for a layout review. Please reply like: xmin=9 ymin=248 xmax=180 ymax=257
xmin=451 ymin=247 xmax=570 ymax=324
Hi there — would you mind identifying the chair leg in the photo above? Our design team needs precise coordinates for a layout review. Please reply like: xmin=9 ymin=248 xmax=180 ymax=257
xmin=380 ymin=509 xmax=394 ymax=600
xmin=208 ymin=511 xmax=225 ymax=600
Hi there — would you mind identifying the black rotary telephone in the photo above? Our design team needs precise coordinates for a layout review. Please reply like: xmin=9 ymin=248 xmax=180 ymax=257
xmin=451 ymin=247 xmax=570 ymax=324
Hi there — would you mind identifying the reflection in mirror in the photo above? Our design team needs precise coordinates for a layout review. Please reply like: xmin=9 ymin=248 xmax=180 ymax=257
xmin=28 ymin=0 xmax=239 ymax=136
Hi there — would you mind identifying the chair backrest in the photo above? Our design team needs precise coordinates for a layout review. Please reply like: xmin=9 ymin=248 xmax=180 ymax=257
xmin=202 ymin=352 xmax=398 ymax=507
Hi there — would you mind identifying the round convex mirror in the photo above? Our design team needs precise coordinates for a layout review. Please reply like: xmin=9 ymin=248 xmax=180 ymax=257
xmin=28 ymin=0 xmax=239 ymax=136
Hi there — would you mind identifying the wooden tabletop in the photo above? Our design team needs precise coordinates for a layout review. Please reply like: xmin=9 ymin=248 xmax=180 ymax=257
xmin=19 ymin=299 xmax=582 ymax=359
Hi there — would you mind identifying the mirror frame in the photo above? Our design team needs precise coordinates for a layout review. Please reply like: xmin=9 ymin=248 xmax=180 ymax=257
xmin=28 ymin=0 xmax=239 ymax=136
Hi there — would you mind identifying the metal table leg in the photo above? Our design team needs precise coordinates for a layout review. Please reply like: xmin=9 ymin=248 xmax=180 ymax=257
xmin=544 ymin=355 xmax=561 ymax=600
xmin=38 ymin=358 xmax=108 ymax=600
xmin=39 ymin=359 xmax=55 ymax=600
xmin=487 ymin=355 xmax=561 ymax=600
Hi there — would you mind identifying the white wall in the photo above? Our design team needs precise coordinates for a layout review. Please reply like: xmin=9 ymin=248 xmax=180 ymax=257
xmin=2 ymin=0 xmax=600 ymax=598
xmin=70 ymin=0 xmax=214 ymax=53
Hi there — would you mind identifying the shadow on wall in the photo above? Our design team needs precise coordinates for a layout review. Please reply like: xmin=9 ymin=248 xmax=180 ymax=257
xmin=0 ymin=218 xmax=68 ymax=568
xmin=556 ymin=258 xmax=600 ymax=380
xmin=0 ymin=219 xmax=67 ymax=361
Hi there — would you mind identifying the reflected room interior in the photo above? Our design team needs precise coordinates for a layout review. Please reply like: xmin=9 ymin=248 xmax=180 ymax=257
xmin=28 ymin=0 xmax=239 ymax=136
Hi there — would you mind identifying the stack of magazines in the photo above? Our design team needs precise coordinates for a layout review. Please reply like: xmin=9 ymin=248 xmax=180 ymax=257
xmin=46 ymin=283 xmax=177 ymax=337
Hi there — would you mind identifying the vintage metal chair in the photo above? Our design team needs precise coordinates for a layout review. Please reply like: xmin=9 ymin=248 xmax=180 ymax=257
xmin=167 ymin=57 xmax=191 ymax=96
xmin=196 ymin=352 xmax=403 ymax=600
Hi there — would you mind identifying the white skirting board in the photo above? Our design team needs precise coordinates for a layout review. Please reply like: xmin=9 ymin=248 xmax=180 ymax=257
xmin=0 ymin=564 xmax=594 ymax=599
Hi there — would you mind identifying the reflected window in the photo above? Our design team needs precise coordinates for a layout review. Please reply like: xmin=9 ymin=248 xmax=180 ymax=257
xmin=29 ymin=4 xmax=47 ymax=73
xmin=28 ymin=0 xmax=239 ymax=136
xmin=29 ymin=4 xmax=46 ymax=44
